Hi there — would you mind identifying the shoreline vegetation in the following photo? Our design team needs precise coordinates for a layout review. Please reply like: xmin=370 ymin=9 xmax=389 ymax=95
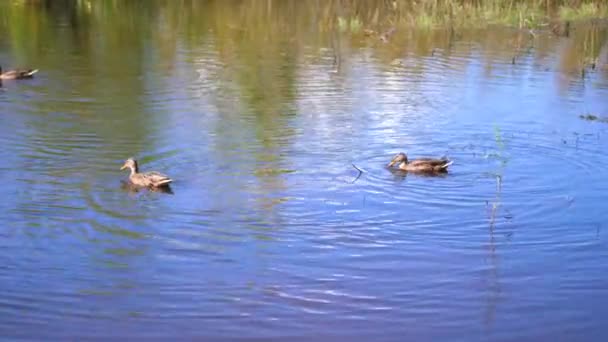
xmin=2 ymin=0 xmax=607 ymax=79
xmin=336 ymin=0 xmax=608 ymax=31
xmin=8 ymin=1 xmax=608 ymax=27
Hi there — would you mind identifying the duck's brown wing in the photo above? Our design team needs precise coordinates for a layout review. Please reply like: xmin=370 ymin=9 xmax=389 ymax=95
xmin=142 ymin=171 xmax=173 ymax=186
xmin=409 ymin=158 xmax=447 ymax=166
xmin=409 ymin=158 xmax=452 ymax=172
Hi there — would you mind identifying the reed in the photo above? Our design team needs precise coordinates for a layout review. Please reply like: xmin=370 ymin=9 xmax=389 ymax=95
xmin=559 ymin=2 xmax=608 ymax=21
xmin=332 ymin=0 xmax=608 ymax=29
xmin=8 ymin=0 xmax=608 ymax=30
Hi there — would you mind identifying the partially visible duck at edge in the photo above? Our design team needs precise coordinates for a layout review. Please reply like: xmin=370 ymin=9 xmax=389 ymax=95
xmin=120 ymin=158 xmax=173 ymax=188
xmin=0 ymin=65 xmax=38 ymax=80
xmin=387 ymin=152 xmax=453 ymax=173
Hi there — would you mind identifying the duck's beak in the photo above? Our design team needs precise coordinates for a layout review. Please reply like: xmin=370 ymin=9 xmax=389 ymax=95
xmin=387 ymin=157 xmax=398 ymax=168
xmin=120 ymin=164 xmax=127 ymax=170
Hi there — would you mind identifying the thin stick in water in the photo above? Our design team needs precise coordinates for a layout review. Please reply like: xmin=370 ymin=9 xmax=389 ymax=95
xmin=351 ymin=163 xmax=364 ymax=183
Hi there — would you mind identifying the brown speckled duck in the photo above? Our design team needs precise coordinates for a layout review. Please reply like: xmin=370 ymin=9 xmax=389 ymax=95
xmin=120 ymin=158 xmax=172 ymax=188
xmin=387 ymin=152 xmax=453 ymax=173
xmin=0 ymin=65 xmax=38 ymax=80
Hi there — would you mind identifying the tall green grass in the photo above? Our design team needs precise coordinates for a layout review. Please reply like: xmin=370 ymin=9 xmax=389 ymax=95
xmin=336 ymin=0 xmax=608 ymax=30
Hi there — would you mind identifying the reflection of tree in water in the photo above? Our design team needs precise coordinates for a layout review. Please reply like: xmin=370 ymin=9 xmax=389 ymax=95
xmin=0 ymin=0 xmax=182 ymax=165
xmin=216 ymin=15 xmax=298 ymax=232
xmin=4 ymin=1 xmax=607 ymax=83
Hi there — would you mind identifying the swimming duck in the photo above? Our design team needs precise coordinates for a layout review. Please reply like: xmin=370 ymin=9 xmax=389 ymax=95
xmin=120 ymin=158 xmax=172 ymax=188
xmin=387 ymin=152 xmax=453 ymax=173
xmin=0 ymin=66 xmax=38 ymax=80
xmin=551 ymin=21 xmax=570 ymax=37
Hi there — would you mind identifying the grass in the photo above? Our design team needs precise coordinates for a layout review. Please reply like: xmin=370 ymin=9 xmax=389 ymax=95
xmin=338 ymin=16 xmax=362 ymax=33
xmin=9 ymin=1 xmax=608 ymax=32
xmin=338 ymin=0 xmax=608 ymax=30
xmin=559 ymin=2 xmax=608 ymax=21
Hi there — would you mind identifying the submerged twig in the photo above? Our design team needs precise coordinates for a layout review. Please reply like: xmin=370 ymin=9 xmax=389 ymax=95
xmin=351 ymin=163 xmax=364 ymax=183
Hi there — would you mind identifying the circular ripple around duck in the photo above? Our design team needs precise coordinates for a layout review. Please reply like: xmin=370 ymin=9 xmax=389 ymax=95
xmin=345 ymin=122 xmax=608 ymax=234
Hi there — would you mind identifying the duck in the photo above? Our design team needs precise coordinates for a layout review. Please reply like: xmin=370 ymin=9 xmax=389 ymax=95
xmin=0 ymin=65 xmax=38 ymax=80
xmin=387 ymin=152 xmax=453 ymax=173
xmin=120 ymin=158 xmax=173 ymax=188
xmin=551 ymin=21 xmax=570 ymax=37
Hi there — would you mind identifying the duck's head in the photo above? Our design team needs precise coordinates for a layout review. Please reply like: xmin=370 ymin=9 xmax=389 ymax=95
xmin=120 ymin=158 xmax=139 ymax=173
xmin=387 ymin=152 xmax=408 ymax=168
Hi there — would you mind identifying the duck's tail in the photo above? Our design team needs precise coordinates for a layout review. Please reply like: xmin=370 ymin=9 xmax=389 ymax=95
xmin=441 ymin=160 xmax=453 ymax=169
xmin=155 ymin=178 xmax=173 ymax=187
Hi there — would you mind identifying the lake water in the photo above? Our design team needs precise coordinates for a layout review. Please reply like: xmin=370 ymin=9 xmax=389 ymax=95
xmin=1 ymin=1 xmax=608 ymax=341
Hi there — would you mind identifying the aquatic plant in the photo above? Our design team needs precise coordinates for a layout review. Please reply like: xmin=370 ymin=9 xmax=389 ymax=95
xmin=487 ymin=125 xmax=509 ymax=229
